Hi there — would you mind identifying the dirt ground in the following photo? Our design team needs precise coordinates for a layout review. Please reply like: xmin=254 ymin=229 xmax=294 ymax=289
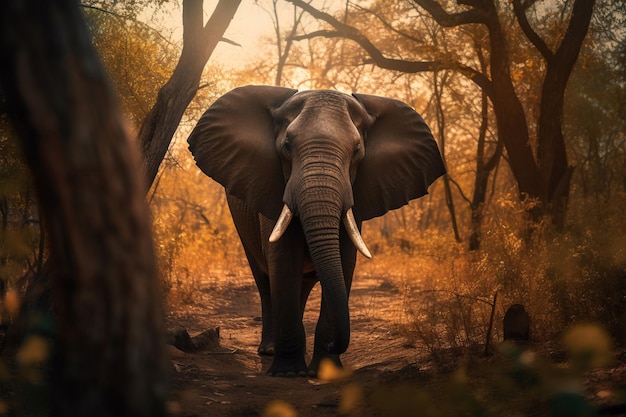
xmin=165 ymin=269 xmax=626 ymax=417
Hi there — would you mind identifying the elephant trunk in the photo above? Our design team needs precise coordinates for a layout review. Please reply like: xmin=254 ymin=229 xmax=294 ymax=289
xmin=296 ymin=174 xmax=350 ymax=354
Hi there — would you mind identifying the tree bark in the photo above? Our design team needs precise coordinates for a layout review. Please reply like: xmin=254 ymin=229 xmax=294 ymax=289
xmin=469 ymin=90 xmax=502 ymax=251
xmin=530 ymin=0 xmax=595 ymax=228
xmin=433 ymin=71 xmax=461 ymax=242
xmin=0 ymin=0 xmax=167 ymax=415
xmin=468 ymin=43 xmax=503 ymax=250
xmin=139 ymin=0 xmax=241 ymax=186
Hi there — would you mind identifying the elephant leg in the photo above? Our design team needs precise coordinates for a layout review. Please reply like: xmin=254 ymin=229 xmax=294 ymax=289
xmin=264 ymin=224 xmax=308 ymax=377
xmin=296 ymin=273 xmax=318 ymax=357
xmin=308 ymin=227 xmax=357 ymax=377
xmin=267 ymin=260 xmax=307 ymax=376
xmin=226 ymin=195 xmax=274 ymax=355
xmin=249 ymin=261 xmax=274 ymax=355
xmin=300 ymin=272 xmax=317 ymax=317
xmin=308 ymin=296 xmax=342 ymax=376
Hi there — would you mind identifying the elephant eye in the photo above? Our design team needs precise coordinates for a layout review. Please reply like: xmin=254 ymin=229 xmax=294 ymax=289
xmin=353 ymin=142 xmax=363 ymax=158
xmin=282 ymin=139 xmax=292 ymax=158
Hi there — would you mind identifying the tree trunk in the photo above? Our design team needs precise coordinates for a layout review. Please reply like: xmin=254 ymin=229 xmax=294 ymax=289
xmin=0 ymin=0 xmax=167 ymax=415
xmin=469 ymin=91 xmax=502 ymax=251
xmin=481 ymin=0 xmax=594 ymax=228
xmin=482 ymin=2 xmax=543 ymax=203
xmin=433 ymin=71 xmax=461 ymax=242
xmin=139 ymin=0 xmax=241 ymax=186
xmin=533 ymin=0 xmax=596 ymax=228
xmin=0 ymin=197 xmax=7 ymax=298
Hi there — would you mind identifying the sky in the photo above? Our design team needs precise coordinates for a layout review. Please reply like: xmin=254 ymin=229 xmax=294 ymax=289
xmin=214 ymin=1 xmax=278 ymax=67
xmin=157 ymin=1 xmax=291 ymax=69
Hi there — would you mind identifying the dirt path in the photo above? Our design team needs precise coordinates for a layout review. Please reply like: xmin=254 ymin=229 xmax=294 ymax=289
xmin=165 ymin=269 xmax=626 ymax=417
xmin=165 ymin=270 xmax=428 ymax=417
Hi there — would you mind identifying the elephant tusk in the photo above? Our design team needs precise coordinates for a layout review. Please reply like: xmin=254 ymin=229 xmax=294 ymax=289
xmin=343 ymin=208 xmax=372 ymax=259
xmin=269 ymin=204 xmax=293 ymax=243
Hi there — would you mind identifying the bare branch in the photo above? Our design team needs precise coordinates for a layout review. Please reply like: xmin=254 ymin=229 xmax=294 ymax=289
xmin=512 ymin=0 xmax=553 ymax=60
xmin=416 ymin=289 xmax=497 ymax=307
xmin=484 ymin=133 xmax=504 ymax=172
xmin=553 ymin=0 xmax=596 ymax=64
xmin=411 ymin=0 xmax=487 ymax=26
xmin=448 ymin=175 xmax=472 ymax=206
xmin=220 ymin=37 xmax=242 ymax=47
xmin=285 ymin=5 xmax=495 ymax=96
xmin=350 ymin=2 xmax=424 ymax=45
xmin=291 ymin=30 xmax=434 ymax=72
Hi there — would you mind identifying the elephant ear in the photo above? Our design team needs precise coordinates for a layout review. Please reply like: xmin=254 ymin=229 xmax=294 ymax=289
xmin=188 ymin=85 xmax=298 ymax=221
xmin=351 ymin=93 xmax=446 ymax=221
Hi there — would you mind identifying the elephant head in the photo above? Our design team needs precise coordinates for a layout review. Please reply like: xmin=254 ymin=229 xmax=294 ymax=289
xmin=188 ymin=85 xmax=445 ymax=354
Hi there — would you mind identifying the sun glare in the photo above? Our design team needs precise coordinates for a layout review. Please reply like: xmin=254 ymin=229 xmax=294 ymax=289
xmin=154 ymin=1 xmax=284 ymax=69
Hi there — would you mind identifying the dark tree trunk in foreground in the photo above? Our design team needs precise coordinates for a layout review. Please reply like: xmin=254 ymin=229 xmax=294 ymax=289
xmin=0 ymin=0 xmax=167 ymax=415
xmin=139 ymin=0 xmax=241 ymax=186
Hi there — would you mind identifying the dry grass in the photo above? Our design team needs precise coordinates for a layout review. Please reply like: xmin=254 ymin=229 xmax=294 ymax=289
xmin=355 ymin=193 xmax=626 ymax=358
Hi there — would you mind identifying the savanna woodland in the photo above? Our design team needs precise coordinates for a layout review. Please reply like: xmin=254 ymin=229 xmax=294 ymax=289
xmin=0 ymin=0 xmax=625 ymax=416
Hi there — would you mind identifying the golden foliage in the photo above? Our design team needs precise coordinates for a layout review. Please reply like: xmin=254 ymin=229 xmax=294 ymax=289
xmin=85 ymin=8 xmax=179 ymax=125
xmin=149 ymin=148 xmax=245 ymax=307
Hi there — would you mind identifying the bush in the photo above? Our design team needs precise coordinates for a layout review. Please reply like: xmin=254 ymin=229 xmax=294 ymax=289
xmin=363 ymin=192 xmax=626 ymax=361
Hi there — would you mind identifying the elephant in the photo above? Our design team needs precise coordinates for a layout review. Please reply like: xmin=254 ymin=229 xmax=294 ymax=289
xmin=187 ymin=85 xmax=446 ymax=377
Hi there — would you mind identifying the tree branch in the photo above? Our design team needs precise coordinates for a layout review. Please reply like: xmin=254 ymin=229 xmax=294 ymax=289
xmin=416 ymin=289 xmax=497 ymax=307
xmin=287 ymin=16 xmax=494 ymax=96
xmin=182 ymin=0 xmax=203 ymax=49
xmin=512 ymin=0 xmax=553 ymax=60
xmin=411 ymin=0 xmax=487 ymax=26
xmin=553 ymin=0 xmax=596 ymax=65
xmin=139 ymin=0 xmax=241 ymax=186
xmin=484 ymin=134 xmax=504 ymax=172
xmin=219 ymin=37 xmax=242 ymax=47
xmin=447 ymin=175 xmax=472 ymax=206
xmin=291 ymin=30 xmax=434 ymax=72
xmin=351 ymin=2 xmax=424 ymax=45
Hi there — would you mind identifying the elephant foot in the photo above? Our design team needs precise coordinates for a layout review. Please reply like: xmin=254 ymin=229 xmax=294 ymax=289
xmin=258 ymin=332 xmax=274 ymax=356
xmin=307 ymin=352 xmax=342 ymax=377
xmin=257 ymin=344 xmax=275 ymax=356
xmin=267 ymin=354 xmax=307 ymax=377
